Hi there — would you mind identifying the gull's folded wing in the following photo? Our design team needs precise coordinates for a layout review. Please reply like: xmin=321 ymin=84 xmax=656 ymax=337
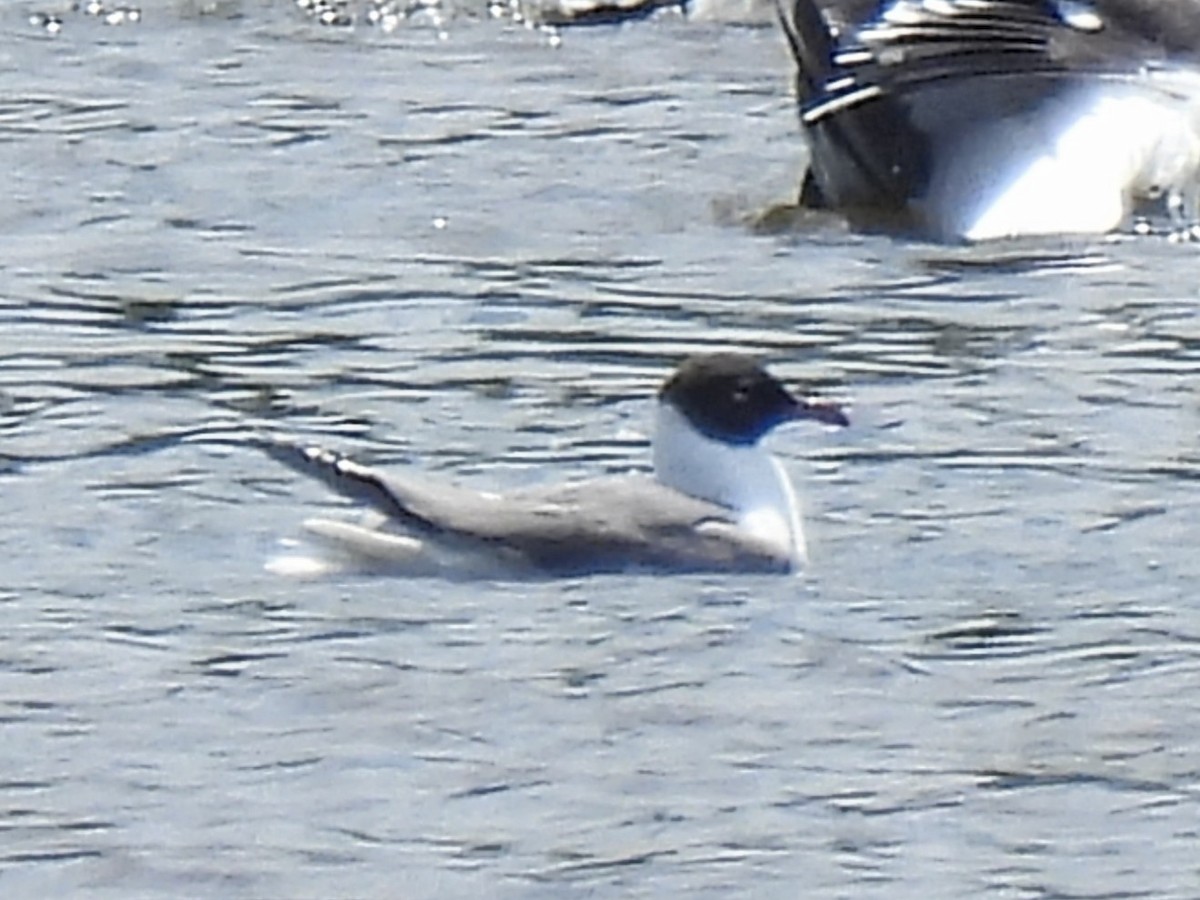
xmin=260 ymin=440 xmax=791 ymax=575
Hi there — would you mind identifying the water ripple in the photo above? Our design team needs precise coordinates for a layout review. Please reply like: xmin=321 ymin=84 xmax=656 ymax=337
xmin=2 ymin=8 xmax=1200 ymax=900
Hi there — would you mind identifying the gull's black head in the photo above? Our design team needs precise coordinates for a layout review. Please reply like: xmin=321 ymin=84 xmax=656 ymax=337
xmin=659 ymin=353 xmax=848 ymax=446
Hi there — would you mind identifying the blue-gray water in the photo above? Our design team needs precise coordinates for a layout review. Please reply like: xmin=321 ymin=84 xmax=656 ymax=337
xmin=3 ymin=3 xmax=1200 ymax=897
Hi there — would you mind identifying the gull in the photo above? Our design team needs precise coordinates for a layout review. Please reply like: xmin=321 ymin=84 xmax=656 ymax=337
xmin=260 ymin=353 xmax=848 ymax=578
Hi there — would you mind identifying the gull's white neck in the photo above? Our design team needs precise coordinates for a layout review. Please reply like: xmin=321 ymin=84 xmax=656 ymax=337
xmin=652 ymin=401 xmax=806 ymax=565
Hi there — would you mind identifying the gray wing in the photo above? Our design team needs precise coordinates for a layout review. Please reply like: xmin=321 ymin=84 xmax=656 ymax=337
xmin=260 ymin=440 xmax=791 ymax=576
xmin=490 ymin=477 xmax=793 ymax=575
xmin=258 ymin=440 xmax=495 ymax=540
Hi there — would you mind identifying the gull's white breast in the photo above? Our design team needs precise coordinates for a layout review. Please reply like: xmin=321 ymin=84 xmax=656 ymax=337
xmin=652 ymin=404 xmax=806 ymax=565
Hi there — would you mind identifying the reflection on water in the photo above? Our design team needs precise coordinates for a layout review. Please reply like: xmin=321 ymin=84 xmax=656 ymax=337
xmin=2 ymin=4 xmax=1200 ymax=898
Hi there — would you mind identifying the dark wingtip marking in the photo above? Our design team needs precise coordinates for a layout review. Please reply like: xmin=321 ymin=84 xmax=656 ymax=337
xmin=257 ymin=438 xmax=441 ymax=536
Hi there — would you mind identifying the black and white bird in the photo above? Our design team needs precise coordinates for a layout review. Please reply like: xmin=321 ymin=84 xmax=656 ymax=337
xmin=782 ymin=0 xmax=1200 ymax=240
xmin=260 ymin=354 xmax=848 ymax=578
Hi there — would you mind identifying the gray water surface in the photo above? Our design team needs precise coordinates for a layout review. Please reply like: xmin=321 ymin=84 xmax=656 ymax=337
xmin=3 ymin=3 xmax=1200 ymax=898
